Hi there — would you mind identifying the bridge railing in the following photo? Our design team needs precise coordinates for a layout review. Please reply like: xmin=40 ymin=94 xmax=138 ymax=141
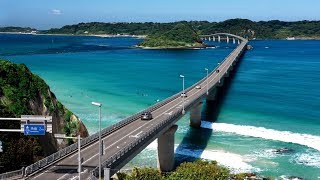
xmin=23 ymin=36 xmax=248 ymax=178
xmin=90 ymin=89 xmax=207 ymax=178
xmin=24 ymin=77 xmax=187 ymax=177
xmin=0 ymin=168 xmax=23 ymax=180
xmin=90 ymin=40 xmax=248 ymax=179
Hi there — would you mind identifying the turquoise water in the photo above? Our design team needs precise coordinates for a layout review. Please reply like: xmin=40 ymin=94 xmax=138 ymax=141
xmin=1 ymin=34 xmax=319 ymax=179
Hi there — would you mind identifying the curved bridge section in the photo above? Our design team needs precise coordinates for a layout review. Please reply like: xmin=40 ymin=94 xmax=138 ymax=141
xmin=7 ymin=33 xmax=248 ymax=180
xmin=200 ymin=33 xmax=247 ymax=44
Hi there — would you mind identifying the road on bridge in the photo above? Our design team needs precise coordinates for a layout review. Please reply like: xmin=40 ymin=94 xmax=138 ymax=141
xmin=28 ymin=39 xmax=247 ymax=180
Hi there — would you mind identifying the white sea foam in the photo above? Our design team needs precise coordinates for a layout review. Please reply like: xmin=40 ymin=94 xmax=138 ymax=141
xmin=292 ymin=151 xmax=320 ymax=168
xmin=201 ymin=121 xmax=320 ymax=151
xmin=175 ymin=147 xmax=259 ymax=174
xmin=247 ymin=149 xmax=278 ymax=159
xmin=145 ymin=140 xmax=258 ymax=173
xmin=146 ymin=140 xmax=158 ymax=149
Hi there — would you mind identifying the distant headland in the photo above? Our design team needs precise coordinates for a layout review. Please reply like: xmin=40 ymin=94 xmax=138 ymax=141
xmin=1 ymin=19 xmax=320 ymax=40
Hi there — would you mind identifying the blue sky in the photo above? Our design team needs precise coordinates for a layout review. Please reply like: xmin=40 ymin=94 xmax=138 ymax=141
xmin=1 ymin=0 xmax=320 ymax=29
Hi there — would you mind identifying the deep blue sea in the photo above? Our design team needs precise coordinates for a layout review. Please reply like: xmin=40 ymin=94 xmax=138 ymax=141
xmin=0 ymin=34 xmax=319 ymax=179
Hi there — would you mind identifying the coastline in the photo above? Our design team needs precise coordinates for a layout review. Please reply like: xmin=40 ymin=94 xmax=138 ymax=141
xmin=1 ymin=32 xmax=319 ymax=40
xmin=0 ymin=31 xmax=147 ymax=39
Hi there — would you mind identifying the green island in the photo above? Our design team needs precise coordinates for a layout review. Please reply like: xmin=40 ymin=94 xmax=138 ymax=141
xmin=0 ymin=60 xmax=88 ymax=173
xmin=3 ymin=18 xmax=318 ymax=39
xmin=116 ymin=159 xmax=270 ymax=180
xmin=137 ymin=23 xmax=204 ymax=49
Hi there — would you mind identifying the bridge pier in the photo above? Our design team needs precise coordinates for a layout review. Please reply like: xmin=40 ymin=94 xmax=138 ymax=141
xmin=206 ymin=88 xmax=217 ymax=101
xmin=238 ymin=39 xmax=240 ymax=44
xmin=226 ymin=36 xmax=229 ymax=43
xmin=190 ymin=101 xmax=203 ymax=128
xmin=213 ymin=36 xmax=216 ymax=41
xmin=217 ymin=77 xmax=224 ymax=87
xmin=157 ymin=125 xmax=178 ymax=172
xmin=218 ymin=35 xmax=221 ymax=42
xmin=233 ymin=37 xmax=236 ymax=44
xmin=225 ymin=71 xmax=230 ymax=77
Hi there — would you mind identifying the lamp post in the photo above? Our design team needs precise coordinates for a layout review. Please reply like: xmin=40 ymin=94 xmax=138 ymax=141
xmin=54 ymin=134 xmax=82 ymax=179
xmin=179 ymin=75 xmax=185 ymax=114
xmin=217 ymin=63 xmax=221 ymax=83
xmin=204 ymin=68 xmax=209 ymax=95
xmin=92 ymin=102 xmax=102 ymax=180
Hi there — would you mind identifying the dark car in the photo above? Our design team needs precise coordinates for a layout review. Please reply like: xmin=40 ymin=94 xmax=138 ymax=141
xmin=141 ymin=112 xmax=153 ymax=120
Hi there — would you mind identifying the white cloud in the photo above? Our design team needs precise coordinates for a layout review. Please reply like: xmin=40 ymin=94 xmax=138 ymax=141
xmin=51 ymin=9 xmax=62 ymax=15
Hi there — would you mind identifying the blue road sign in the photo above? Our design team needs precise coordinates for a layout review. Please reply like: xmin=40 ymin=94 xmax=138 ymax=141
xmin=24 ymin=124 xmax=46 ymax=135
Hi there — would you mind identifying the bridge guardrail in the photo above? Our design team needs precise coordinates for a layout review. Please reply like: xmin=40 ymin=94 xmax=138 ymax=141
xmin=24 ymin=78 xmax=185 ymax=177
xmin=0 ymin=168 xmax=23 ymax=180
xmin=24 ymin=35 xmax=248 ymax=178
xmin=90 ymin=39 xmax=248 ymax=179
xmin=91 ymin=76 xmax=217 ymax=177
xmin=90 ymin=92 xmax=205 ymax=178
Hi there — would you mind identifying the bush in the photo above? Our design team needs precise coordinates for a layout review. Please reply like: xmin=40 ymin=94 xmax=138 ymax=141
xmin=117 ymin=160 xmax=230 ymax=180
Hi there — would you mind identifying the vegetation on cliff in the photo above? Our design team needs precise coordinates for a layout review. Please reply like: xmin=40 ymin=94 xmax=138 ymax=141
xmin=138 ymin=23 xmax=203 ymax=48
xmin=116 ymin=160 xmax=264 ymax=180
xmin=37 ymin=19 xmax=320 ymax=39
xmin=0 ymin=59 xmax=88 ymax=173
xmin=0 ymin=27 xmax=37 ymax=33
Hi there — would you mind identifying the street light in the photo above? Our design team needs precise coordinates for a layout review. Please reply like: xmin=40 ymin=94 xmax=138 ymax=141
xmin=204 ymin=68 xmax=209 ymax=95
xmin=92 ymin=101 xmax=102 ymax=180
xmin=54 ymin=134 xmax=82 ymax=179
xmin=179 ymin=75 xmax=185 ymax=114
xmin=217 ymin=63 xmax=221 ymax=83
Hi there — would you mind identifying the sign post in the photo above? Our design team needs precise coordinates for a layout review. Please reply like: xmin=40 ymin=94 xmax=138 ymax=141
xmin=54 ymin=134 xmax=82 ymax=179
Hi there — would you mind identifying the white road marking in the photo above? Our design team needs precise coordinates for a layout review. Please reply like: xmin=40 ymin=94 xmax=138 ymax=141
xmin=164 ymin=111 xmax=173 ymax=115
xmin=57 ymin=169 xmax=74 ymax=180
xmin=129 ymin=131 xmax=143 ymax=138
xmin=32 ymin=166 xmax=56 ymax=179
xmin=70 ymin=169 xmax=88 ymax=180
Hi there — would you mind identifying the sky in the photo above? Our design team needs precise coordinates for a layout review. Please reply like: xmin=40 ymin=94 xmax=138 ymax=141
xmin=1 ymin=0 xmax=320 ymax=29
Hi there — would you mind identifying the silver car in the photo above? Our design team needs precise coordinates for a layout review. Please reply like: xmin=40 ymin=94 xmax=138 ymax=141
xmin=141 ymin=112 xmax=153 ymax=120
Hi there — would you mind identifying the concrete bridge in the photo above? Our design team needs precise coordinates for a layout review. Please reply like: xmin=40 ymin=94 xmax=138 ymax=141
xmin=0 ymin=33 xmax=248 ymax=180
xmin=200 ymin=33 xmax=247 ymax=44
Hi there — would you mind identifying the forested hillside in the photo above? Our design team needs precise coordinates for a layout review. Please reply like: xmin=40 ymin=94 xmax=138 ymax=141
xmin=37 ymin=19 xmax=320 ymax=39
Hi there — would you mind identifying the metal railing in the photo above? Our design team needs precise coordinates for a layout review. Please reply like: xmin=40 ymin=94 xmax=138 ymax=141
xmin=89 ymin=37 xmax=248 ymax=179
xmin=23 ymin=76 xmax=187 ymax=177
xmin=0 ymin=168 xmax=24 ymax=180
xmin=17 ymin=34 xmax=248 ymax=178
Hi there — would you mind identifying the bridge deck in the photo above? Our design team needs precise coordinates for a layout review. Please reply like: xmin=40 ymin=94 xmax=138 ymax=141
xmin=27 ymin=38 xmax=248 ymax=180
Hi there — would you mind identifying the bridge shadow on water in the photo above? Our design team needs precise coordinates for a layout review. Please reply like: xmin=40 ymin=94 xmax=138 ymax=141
xmin=174 ymin=55 xmax=244 ymax=167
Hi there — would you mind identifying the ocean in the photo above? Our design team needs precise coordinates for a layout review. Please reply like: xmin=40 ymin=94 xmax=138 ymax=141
xmin=0 ymin=34 xmax=319 ymax=179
